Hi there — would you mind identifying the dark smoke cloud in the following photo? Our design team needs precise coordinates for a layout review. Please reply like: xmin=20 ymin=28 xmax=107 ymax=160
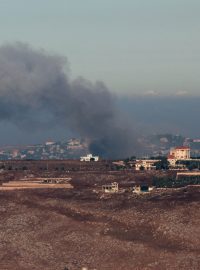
xmin=0 ymin=42 xmax=139 ymax=158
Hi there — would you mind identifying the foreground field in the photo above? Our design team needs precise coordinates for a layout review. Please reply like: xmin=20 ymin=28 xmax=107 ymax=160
xmin=0 ymin=184 xmax=199 ymax=270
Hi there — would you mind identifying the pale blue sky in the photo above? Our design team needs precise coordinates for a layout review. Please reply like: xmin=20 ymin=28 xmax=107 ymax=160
xmin=0 ymin=0 xmax=200 ymax=95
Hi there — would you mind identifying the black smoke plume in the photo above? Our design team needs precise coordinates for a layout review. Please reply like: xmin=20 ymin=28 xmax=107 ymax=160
xmin=0 ymin=42 xmax=139 ymax=158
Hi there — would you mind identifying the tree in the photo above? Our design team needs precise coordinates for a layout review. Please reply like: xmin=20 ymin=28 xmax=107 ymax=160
xmin=140 ymin=165 xmax=145 ymax=171
xmin=154 ymin=157 xmax=169 ymax=170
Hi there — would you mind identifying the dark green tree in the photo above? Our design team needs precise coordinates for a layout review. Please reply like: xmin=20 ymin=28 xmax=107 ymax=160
xmin=154 ymin=157 xmax=169 ymax=170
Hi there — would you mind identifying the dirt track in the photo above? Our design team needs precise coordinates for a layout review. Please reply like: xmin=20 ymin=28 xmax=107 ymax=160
xmin=0 ymin=181 xmax=73 ymax=190
xmin=0 ymin=185 xmax=199 ymax=270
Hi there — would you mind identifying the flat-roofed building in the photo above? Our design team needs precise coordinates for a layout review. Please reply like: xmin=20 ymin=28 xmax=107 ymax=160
xmin=80 ymin=154 xmax=99 ymax=162
xmin=169 ymin=146 xmax=190 ymax=160
xmin=135 ymin=159 xmax=160 ymax=171
xmin=102 ymin=182 xmax=118 ymax=193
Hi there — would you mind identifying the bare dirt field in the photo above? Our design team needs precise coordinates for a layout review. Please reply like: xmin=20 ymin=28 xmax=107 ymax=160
xmin=0 ymin=172 xmax=199 ymax=270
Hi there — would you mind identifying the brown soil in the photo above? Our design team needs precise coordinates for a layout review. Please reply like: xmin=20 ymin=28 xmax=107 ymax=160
xmin=0 ymin=180 xmax=199 ymax=270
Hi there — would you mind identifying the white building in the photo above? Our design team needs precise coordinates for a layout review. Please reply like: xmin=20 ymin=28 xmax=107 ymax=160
xmin=80 ymin=154 xmax=99 ymax=162
xmin=45 ymin=141 xmax=55 ymax=146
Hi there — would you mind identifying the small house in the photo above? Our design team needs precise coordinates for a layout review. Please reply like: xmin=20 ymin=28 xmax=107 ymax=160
xmin=102 ymin=182 xmax=119 ymax=193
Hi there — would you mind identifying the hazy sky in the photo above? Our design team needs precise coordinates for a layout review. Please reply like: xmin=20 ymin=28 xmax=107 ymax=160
xmin=0 ymin=0 xmax=199 ymax=95
xmin=0 ymin=0 xmax=200 ymax=147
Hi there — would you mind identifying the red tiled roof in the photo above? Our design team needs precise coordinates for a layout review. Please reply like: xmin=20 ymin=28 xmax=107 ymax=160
xmin=167 ymin=154 xmax=175 ymax=159
xmin=175 ymin=146 xmax=190 ymax=150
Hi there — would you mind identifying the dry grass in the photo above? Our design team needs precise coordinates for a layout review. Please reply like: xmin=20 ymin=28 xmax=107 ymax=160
xmin=0 ymin=183 xmax=199 ymax=270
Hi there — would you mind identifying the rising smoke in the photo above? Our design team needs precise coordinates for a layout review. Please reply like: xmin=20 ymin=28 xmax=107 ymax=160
xmin=0 ymin=42 xmax=139 ymax=158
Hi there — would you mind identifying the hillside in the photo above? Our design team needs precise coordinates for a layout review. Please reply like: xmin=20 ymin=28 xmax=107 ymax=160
xmin=0 ymin=184 xmax=199 ymax=270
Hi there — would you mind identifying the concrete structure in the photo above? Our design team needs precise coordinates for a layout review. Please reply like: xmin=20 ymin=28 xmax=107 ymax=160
xmin=133 ymin=185 xmax=154 ymax=194
xmin=176 ymin=171 xmax=200 ymax=179
xmin=67 ymin=138 xmax=86 ymax=150
xmin=112 ymin=161 xmax=126 ymax=167
xmin=80 ymin=154 xmax=99 ymax=162
xmin=135 ymin=159 xmax=160 ymax=171
xmin=167 ymin=146 xmax=191 ymax=167
xmin=45 ymin=141 xmax=55 ymax=146
xmin=102 ymin=182 xmax=118 ymax=193
xmin=169 ymin=146 xmax=190 ymax=160
xmin=167 ymin=155 xmax=177 ymax=167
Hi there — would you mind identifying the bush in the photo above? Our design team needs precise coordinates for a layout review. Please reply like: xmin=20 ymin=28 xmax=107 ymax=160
xmin=153 ymin=176 xmax=200 ymax=188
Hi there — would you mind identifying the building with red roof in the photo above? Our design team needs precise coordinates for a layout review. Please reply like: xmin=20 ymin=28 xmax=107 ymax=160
xmin=168 ymin=146 xmax=190 ymax=163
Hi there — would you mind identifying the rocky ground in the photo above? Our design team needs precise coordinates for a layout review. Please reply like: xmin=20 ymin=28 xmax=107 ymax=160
xmin=0 ymin=175 xmax=199 ymax=270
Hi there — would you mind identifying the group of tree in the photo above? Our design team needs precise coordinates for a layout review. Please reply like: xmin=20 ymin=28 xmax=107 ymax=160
xmin=154 ymin=157 xmax=169 ymax=170
xmin=176 ymin=160 xmax=200 ymax=170
xmin=153 ymin=176 xmax=200 ymax=188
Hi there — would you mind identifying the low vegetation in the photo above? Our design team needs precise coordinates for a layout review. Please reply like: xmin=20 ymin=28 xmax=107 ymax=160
xmin=153 ymin=176 xmax=200 ymax=188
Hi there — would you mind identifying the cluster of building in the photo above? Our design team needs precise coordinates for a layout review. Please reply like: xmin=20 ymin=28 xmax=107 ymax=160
xmin=0 ymin=138 xmax=88 ymax=160
xmin=135 ymin=146 xmax=192 ymax=171
xmin=140 ymin=133 xmax=200 ymax=158
xmin=102 ymin=182 xmax=154 ymax=194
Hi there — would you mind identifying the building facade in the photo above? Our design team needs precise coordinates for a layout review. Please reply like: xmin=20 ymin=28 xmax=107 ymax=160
xmin=167 ymin=146 xmax=190 ymax=168
xmin=169 ymin=146 xmax=190 ymax=160
xmin=135 ymin=159 xmax=160 ymax=171
xmin=80 ymin=154 xmax=99 ymax=162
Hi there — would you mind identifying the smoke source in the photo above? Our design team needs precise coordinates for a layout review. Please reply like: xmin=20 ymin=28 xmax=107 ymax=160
xmin=0 ymin=42 xmax=139 ymax=158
